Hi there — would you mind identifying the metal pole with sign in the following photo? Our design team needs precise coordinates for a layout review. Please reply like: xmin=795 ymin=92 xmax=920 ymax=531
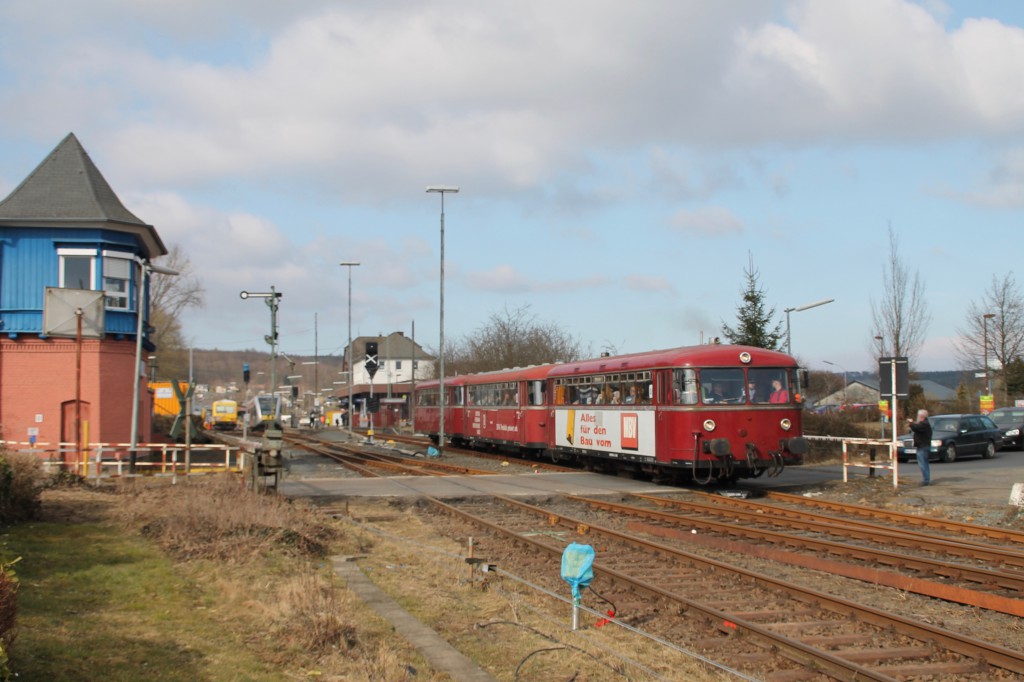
xmin=365 ymin=341 xmax=379 ymax=443
xmin=879 ymin=356 xmax=909 ymax=489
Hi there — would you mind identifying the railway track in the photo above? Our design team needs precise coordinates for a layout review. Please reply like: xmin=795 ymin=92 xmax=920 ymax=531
xmin=281 ymin=430 xmax=1024 ymax=678
xmin=285 ymin=431 xmax=501 ymax=477
xmin=345 ymin=428 xmax=579 ymax=472
xmin=423 ymin=494 xmax=1024 ymax=682
xmin=591 ymin=492 xmax=1024 ymax=616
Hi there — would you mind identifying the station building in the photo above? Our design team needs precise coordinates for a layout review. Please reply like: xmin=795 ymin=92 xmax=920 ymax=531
xmin=0 ymin=133 xmax=167 ymax=452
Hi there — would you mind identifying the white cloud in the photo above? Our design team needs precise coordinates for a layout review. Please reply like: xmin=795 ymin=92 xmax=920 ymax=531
xmin=668 ymin=206 xmax=745 ymax=235
xmin=7 ymin=0 xmax=1024 ymax=203
xmin=625 ymin=275 xmax=675 ymax=294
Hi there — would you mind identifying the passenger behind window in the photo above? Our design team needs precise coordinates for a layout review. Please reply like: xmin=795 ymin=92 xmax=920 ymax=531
xmin=747 ymin=381 xmax=759 ymax=403
xmin=769 ymin=379 xmax=789 ymax=403
xmin=624 ymin=385 xmax=639 ymax=404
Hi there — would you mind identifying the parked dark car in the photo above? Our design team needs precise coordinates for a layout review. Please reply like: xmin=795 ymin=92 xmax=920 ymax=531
xmin=986 ymin=407 xmax=1024 ymax=450
xmin=897 ymin=413 xmax=1002 ymax=463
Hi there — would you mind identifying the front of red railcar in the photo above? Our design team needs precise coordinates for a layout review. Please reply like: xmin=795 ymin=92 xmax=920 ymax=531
xmin=549 ymin=344 xmax=808 ymax=483
xmin=661 ymin=345 xmax=809 ymax=482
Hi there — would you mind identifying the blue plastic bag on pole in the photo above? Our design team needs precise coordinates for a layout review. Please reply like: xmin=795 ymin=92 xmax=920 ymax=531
xmin=561 ymin=543 xmax=595 ymax=603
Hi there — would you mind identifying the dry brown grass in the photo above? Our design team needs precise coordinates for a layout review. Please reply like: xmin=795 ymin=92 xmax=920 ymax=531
xmin=15 ymin=476 xmax=441 ymax=681
xmin=348 ymin=499 xmax=728 ymax=681
xmin=10 ymin=474 xmax=732 ymax=681
xmin=113 ymin=474 xmax=350 ymax=563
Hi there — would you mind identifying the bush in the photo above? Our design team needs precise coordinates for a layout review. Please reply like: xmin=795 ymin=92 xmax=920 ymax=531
xmin=0 ymin=558 xmax=18 ymax=682
xmin=0 ymin=450 xmax=43 ymax=525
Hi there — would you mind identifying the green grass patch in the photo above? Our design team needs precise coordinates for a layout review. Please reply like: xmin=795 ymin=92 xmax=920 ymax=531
xmin=2 ymin=519 xmax=283 ymax=682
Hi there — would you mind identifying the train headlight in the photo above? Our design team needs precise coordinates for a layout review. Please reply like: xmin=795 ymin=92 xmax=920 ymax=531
xmin=739 ymin=352 xmax=751 ymax=364
xmin=703 ymin=419 xmax=716 ymax=432
xmin=780 ymin=418 xmax=792 ymax=431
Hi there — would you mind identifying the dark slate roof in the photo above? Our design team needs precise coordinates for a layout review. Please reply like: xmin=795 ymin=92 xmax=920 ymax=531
xmin=355 ymin=332 xmax=433 ymax=360
xmin=850 ymin=378 xmax=957 ymax=401
xmin=0 ymin=133 xmax=166 ymax=258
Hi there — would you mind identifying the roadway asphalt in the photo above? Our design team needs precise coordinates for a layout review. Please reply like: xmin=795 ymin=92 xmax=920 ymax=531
xmin=278 ymin=443 xmax=1024 ymax=509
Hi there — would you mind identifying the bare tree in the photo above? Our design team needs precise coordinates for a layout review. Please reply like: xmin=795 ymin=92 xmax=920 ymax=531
xmin=869 ymin=227 xmax=930 ymax=366
xmin=148 ymin=244 xmax=205 ymax=380
xmin=440 ymin=305 xmax=587 ymax=375
xmin=952 ymin=273 xmax=1024 ymax=401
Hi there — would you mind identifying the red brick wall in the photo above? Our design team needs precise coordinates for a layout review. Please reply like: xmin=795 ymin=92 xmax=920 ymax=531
xmin=0 ymin=337 xmax=150 ymax=446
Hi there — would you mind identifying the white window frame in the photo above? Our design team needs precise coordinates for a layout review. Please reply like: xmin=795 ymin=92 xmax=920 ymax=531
xmin=58 ymin=248 xmax=97 ymax=290
xmin=102 ymin=250 xmax=134 ymax=311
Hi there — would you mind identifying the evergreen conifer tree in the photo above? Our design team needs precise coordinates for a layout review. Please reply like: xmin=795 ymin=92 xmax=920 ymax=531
xmin=721 ymin=255 xmax=783 ymax=350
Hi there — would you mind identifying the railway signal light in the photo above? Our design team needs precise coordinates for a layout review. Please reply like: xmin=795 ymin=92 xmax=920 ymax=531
xmin=243 ymin=363 xmax=250 ymax=384
xmin=365 ymin=341 xmax=379 ymax=379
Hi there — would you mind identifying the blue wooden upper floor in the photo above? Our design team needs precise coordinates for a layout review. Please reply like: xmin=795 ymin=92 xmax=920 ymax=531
xmin=0 ymin=225 xmax=153 ymax=339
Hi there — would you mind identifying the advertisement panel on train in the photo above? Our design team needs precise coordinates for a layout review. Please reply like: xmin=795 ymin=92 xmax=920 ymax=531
xmin=554 ymin=409 xmax=656 ymax=458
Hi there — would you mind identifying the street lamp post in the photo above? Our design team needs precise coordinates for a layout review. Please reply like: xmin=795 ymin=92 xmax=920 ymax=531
xmin=824 ymin=360 xmax=847 ymax=405
xmin=130 ymin=260 xmax=178 ymax=474
xmin=426 ymin=186 xmax=458 ymax=454
xmin=983 ymin=313 xmax=996 ymax=396
xmin=339 ymin=262 xmax=360 ymax=436
xmin=784 ymin=298 xmax=835 ymax=356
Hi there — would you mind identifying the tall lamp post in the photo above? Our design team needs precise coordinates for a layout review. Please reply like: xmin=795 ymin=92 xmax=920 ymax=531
xmin=340 ymin=262 xmax=360 ymax=437
xmin=426 ymin=185 xmax=459 ymax=454
xmin=784 ymin=298 xmax=834 ymax=355
xmin=130 ymin=260 xmax=178 ymax=474
xmin=824 ymin=360 xmax=847 ymax=405
xmin=983 ymin=312 xmax=996 ymax=396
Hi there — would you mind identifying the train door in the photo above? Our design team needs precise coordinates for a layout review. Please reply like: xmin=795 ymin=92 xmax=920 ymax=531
xmin=446 ymin=383 xmax=465 ymax=439
xmin=522 ymin=379 xmax=547 ymax=449
xmin=657 ymin=368 xmax=697 ymax=464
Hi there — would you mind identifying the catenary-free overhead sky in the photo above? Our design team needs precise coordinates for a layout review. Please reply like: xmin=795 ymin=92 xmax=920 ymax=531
xmin=1 ymin=0 xmax=1021 ymax=374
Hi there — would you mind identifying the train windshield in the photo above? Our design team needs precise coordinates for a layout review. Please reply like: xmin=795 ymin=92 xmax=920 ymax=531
xmin=747 ymin=368 xmax=792 ymax=404
xmin=699 ymin=369 xmax=745 ymax=404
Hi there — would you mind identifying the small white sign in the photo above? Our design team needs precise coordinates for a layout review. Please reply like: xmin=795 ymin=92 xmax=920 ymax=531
xmin=1011 ymin=483 xmax=1024 ymax=508
xmin=35 ymin=414 xmax=44 ymax=423
xmin=27 ymin=427 xmax=39 ymax=436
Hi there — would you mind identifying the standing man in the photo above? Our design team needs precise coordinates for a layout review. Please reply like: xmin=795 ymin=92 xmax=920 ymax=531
xmin=907 ymin=409 xmax=932 ymax=486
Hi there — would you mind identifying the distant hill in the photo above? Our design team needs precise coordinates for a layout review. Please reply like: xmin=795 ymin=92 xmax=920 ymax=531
xmin=157 ymin=348 xmax=348 ymax=397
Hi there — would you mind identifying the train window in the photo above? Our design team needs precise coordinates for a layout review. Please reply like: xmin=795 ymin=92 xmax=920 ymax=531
xmin=747 ymin=368 xmax=791 ymax=404
xmin=700 ymin=369 xmax=745 ymax=404
xmin=528 ymin=380 xmax=546 ymax=406
xmin=673 ymin=369 xmax=699 ymax=405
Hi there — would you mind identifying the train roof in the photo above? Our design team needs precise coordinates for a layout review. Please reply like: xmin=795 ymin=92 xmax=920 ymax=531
xmin=416 ymin=364 xmax=555 ymax=389
xmin=547 ymin=344 xmax=796 ymax=377
xmin=416 ymin=345 xmax=796 ymax=387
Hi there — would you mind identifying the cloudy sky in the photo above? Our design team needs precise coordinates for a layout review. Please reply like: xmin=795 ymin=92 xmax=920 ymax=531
xmin=2 ymin=0 xmax=1023 ymax=375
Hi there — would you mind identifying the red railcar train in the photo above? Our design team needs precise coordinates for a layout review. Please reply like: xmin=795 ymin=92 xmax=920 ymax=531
xmin=414 ymin=344 xmax=809 ymax=484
